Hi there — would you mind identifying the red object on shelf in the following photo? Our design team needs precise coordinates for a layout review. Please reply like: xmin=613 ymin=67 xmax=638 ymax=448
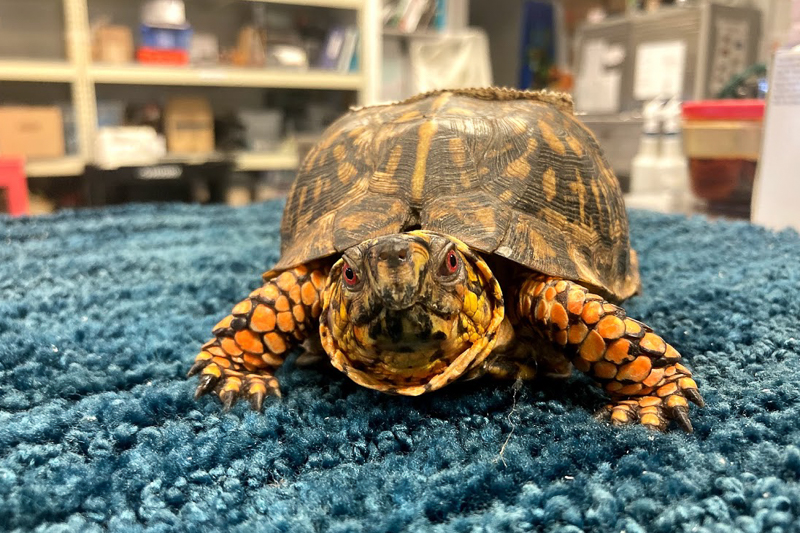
xmin=682 ymin=99 xmax=766 ymax=121
xmin=0 ymin=157 xmax=29 ymax=217
xmin=136 ymin=47 xmax=189 ymax=65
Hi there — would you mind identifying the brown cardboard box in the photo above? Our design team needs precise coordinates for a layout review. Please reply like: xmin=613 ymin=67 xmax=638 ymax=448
xmin=164 ymin=97 xmax=214 ymax=153
xmin=93 ymin=25 xmax=134 ymax=64
xmin=0 ymin=106 xmax=65 ymax=159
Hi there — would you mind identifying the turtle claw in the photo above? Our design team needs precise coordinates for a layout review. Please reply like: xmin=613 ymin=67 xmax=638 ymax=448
xmin=684 ymin=388 xmax=705 ymax=407
xmin=221 ymin=389 xmax=238 ymax=411
xmin=669 ymin=406 xmax=694 ymax=433
xmin=194 ymin=373 xmax=220 ymax=399
xmin=186 ymin=359 xmax=207 ymax=378
xmin=249 ymin=391 xmax=265 ymax=412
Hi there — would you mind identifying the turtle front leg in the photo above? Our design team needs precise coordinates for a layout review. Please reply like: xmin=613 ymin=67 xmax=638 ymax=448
xmin=188 ymin=264 xmax=329 ymax=410
xmin=517 ymin=275 xmax=704 ymax=432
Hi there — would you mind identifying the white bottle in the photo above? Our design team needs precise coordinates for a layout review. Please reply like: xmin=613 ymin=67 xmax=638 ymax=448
xmin=629 ymin=97 xmax=663 ymax=195
xmin=656 ymin=98 xmax=690 ymax=213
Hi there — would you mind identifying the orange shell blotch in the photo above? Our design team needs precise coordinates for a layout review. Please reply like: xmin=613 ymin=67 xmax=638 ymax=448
xmin=533 ymin=282 xmax=546 ymax=297
xmin=276 ymin=272 xmax=297 ymax=292
xmin=624 ymin=319 xmax=642 ymax=336
xmin=275 ymin=295 xmax=291 ymax=312
xmin=605 ymin=381 xmax=623 ymax=392
xmin=235 ymin=330 xmax=264 ymax=354
xmin=259 ymin=284 xmax=281 ymax=302
xmin=617 ymin=356 xmax=652 ymax=383
xmin=640 ymin=333 xmax=666 ymax=355
xmin=544 ymin=287 xmax=557 ymax=302
xmin=301 ymin=282 xmax=318 ymax=306
xmin=550 ymin=303 xmax=569 ymax=330
xmin=640 ymin=414 xmax=662 ymax=427
xmin=665 ymin=344 xmax=682 ymax=362
xmin=579 ymin=330 xmax=606 ymax=362
xmin=213 ymin=315 xmax=233 ymax=332
xmin=294 ymin=264 xmax=309 ymax=276
xmin=679 ymin=377 xmax=698 ymax=390
xmin=618 ymin=383 xmax=643 ymax=395
xmin=207 ymin=346 xmax=225 ymax=357
xmin=657 ymin=382 xmax=679 ymax=397
xmin=293 ymin=304 xmax=306 ymax=324
xmin=555 ymin=281 xmax=568 ymax=293
xmin=642 ymin=368 xmax=665 ymax=388
xmin=554 ymin=330 xmax=568 ymax=346
xmin=611 ymin=409 xmax=630 ymax=424
xmin=566 ymin=290 xmax=586 ymax=315
xmin=264 ymin=332 xmax=287 ymax=354
xmin=593 ymin=361 xmax=618 ymax=380
xmin=311 ymin=271 xmax=327 ymax=290
xmin=667 ymin=395 xmax=688 ymax=408
xmin=289 ymin=284 xmax=302 ymax=304
xmin=581 ymin=302 xmax=603 ymax=324
xmin=638 ymin=396 xmax=662 ymax=407
xmin=535 ymin=300 xmax=549 ymax=322
xmin=211 ymin=356 xmax=232 ymax=368
xmin=596 ymin=315 xmax=625 ymax=340
xmin=277 ymin=311 xmax=295 ymax=333
xmin=604 ymin=339 xmax=633 ymax=364
xmin=232 ymin=299 xmax=253 ymax=316
xmin=250 ymin=305 xmax=277 ymax=333
xmin=243 ymin=353 xmax=267 ymax=369
xmin=602 ymin=303 xmax=617 ymax=314
xmin=568 ymin=322 xmax=589 ymax=345
xmin=221 ymin=337 xmax=243 ymax=356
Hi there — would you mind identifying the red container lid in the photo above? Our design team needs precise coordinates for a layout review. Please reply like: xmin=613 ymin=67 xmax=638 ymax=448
xmin=682 ymin=99 xmax=766 ymax=121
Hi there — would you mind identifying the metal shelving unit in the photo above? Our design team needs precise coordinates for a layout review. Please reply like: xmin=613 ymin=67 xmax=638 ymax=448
xmin=1 ymin=0 xmax=380 ymax=178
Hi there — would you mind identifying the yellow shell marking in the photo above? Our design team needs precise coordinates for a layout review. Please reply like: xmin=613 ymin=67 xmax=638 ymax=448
xmin=449 ymin=138 xmax=466 ymax=168
xmin=543 ymin=167 xmax=557 ymax=201
xmin=565 ymin=134 xmax=584 ymax=157
xmin=504 ymin=137 xmax=538 ymax=180
xmin=570 ymin=169 xmax=587 ymax=223
xmin=538 ymin=119 xmax=566 ymax=156
xmin=337 ymin=161 xmax=358 ymax=185
xmin=411 ymin=121 xmax=438 ymax=204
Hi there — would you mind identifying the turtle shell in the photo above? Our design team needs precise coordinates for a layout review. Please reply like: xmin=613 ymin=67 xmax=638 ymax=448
xmin=276 ymin=87 xmax=640 ymax=301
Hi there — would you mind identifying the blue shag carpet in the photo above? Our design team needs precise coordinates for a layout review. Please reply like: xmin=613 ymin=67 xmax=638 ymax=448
xmin=1 ymin=202 xmax=800 ymax=533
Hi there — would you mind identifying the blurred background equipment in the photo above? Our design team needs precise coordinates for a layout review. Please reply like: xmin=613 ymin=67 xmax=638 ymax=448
xmin=0 ymin=0 xmax=795 ymax=222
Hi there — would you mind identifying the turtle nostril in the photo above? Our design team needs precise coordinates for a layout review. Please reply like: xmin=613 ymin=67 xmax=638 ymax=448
xmin=397 ymin=249 xmax=407 ymax=260
xmin=375 ymin=241 xmax=412 ymax=267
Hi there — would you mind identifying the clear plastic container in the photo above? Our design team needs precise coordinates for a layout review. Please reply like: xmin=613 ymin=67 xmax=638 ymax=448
xmin=682 ymin=100 xmax=765 ymax=218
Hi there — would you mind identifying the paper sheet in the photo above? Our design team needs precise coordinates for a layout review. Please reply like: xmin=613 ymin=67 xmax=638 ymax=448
xmin=633 ymin=40 xmax=687 ymax=100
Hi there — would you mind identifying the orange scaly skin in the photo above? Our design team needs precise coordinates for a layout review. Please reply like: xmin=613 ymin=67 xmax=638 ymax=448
xmin=188 ymin=264 xmax=329 ymax=410
xmin=518 ymin=274 xmax=704 ymax=432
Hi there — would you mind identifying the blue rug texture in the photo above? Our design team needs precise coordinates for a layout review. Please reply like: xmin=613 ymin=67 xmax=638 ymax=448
xmin=1 ymin=202 xmax=800 ymax=532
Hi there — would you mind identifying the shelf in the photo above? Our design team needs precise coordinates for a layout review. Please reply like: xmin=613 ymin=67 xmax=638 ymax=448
xmin=382 ymin=28 xmax=444 ymax=39
xmin=0 ymin=60 xmax=75 ymax=83
xmin=90 ymin=64 xmax=364 ymax=90
xmin=245 ymin=0 xmax=364 ymax=9
xmin=235 ymin=150 xmax=299 ymax=171
xmin=26 ymin=156 xmax=85 ymax=178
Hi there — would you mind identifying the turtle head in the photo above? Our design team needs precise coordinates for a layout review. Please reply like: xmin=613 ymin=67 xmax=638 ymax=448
xmin=319 ymin=231 xmax=504 ymax=395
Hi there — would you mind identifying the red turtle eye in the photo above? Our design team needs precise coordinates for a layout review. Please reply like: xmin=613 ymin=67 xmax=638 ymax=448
xmin=343 ymin=262 xmax=358 ymax=286
xmin=441 ymin=249 xmax=459 ymax=275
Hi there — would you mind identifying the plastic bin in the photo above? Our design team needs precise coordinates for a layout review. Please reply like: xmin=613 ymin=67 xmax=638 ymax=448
xmin=682 ymin=100 xmax=765 ymax=218
xmin=140 ymin=24 xmax=192 ymax=50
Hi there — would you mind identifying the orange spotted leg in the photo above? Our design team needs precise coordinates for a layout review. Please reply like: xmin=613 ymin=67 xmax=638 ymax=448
xmin=188 ymin=264 xmax=329 ymax=410
xmin=517 ymin=275 xmax=704 ymax=432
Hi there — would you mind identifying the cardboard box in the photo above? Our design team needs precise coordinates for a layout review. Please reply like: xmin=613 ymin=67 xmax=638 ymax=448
xmin=164 ymin=97 xmax=214 ymax=153
xmin=0 ymin=106 xmax=65 ymax=159
xmin=93 ymin=25 xmax=134 ymax=64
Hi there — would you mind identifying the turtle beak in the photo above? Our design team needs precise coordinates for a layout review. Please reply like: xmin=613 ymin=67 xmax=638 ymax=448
xmin=366 ymin=236 xmax=429 ymax=311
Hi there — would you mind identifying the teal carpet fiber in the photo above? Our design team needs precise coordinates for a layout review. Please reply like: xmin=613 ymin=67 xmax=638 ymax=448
xmin=2 ymin=202 xmax=800 ymax=532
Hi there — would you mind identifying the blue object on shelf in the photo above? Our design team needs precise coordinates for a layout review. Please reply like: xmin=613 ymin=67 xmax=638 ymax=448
xmin=140 ymin=23 xmax=193 ymax=51
xmin=518 ymin=1 xmax=556 ymax=90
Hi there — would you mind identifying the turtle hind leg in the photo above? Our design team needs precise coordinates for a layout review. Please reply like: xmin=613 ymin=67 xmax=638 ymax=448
xmin=189 ymin=263 xmax=328 ymax=410
xmin=517 ymin=274 xmax=704 ymax=432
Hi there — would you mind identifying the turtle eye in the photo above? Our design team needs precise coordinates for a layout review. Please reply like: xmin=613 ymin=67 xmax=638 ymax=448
xmin=342 ymin=262 xmax=359 ymax=287
xmin=439 ymin=249 xmax=459 ymax=277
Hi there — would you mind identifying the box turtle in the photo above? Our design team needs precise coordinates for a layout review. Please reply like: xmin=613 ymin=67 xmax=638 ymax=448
xmin=189 ymin=88 xmax=704 ymax=432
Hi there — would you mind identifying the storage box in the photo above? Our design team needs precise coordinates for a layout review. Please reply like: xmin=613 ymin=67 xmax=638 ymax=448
xmin=93 ymin=25 xmax=134 ymax=64
xmin=140 ymin=24 xmax=192 ymax=50
xmin=164 ymin=97 xmax=214 ymax=154
xmin=137 ymin=47 xmax=189 ymax=65
xmin=682 ymin=99 xmax=765 ymax=218
xmin=0 ymin=106 xmax=65 ymax=159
